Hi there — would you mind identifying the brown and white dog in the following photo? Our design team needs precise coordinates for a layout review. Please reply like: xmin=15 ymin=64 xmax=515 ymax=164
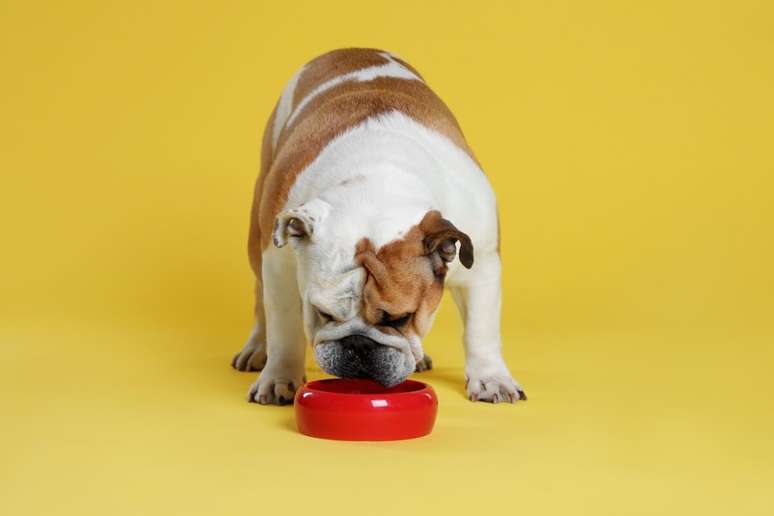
xmin=231 ymin=48 xmax=526 ymax=405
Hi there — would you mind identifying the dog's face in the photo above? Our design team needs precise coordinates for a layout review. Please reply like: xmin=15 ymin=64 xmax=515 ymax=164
xmin=273 ymin=200 xmax=473 ymax=386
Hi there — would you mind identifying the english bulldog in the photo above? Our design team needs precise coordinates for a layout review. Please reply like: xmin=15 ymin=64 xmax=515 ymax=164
xmin=231 ymin=48 xmax=526 ymax=405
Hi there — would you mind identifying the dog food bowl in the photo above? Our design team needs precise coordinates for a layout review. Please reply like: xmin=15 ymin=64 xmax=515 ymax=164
xmin=294 ymin=378 xmax=438 ymax=441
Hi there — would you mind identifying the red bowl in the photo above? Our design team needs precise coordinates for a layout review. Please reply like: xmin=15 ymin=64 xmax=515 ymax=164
xmin=294 ymin=378 xmax=438 ymax=441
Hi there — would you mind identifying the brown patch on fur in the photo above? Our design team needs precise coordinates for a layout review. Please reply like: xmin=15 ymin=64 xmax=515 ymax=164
xmin=249 ymin=101 xmax=277 ymax=273
xmin=355 ymin=231 xmax=443 ymax=340
xmin=244 ymin=101 xmax=278 ymax=336
xmin=291 ymin=49 xmax=426 ymax=111
xmin=292 ymin=48 xmax=390 ymax=108
xmin=353 ymin=210 xmax=473 ymax=339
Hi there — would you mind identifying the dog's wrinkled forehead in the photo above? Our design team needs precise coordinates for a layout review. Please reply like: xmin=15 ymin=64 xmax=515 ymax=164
xmin=305 ymin=244 xmax=366 ymax=321
xmin=354 ymin=224 xmax=443 ymax=336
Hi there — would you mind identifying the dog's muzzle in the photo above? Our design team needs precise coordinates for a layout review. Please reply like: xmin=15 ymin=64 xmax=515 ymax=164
xmin=314 ymin=335 xmax=413 ymax=387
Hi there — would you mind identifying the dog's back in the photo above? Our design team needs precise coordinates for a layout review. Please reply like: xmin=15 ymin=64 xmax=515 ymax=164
xmin=250 ymin=48 xmax=478 ymax=267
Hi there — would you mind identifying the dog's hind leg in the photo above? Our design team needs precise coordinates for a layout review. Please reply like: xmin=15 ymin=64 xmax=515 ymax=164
xmin=415 ymin=354 xmax=433 ymax=372
xmin=231 ymin=278 xmax=268 ymax=372
xmin=232 ymin=103 xmax=276 ymax=373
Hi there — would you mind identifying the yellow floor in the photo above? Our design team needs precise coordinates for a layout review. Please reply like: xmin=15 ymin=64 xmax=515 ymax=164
xmin=2 ymin=308 xmax=772 ymax=515
xmin=3 ymin=1 xmax=774 ymax=514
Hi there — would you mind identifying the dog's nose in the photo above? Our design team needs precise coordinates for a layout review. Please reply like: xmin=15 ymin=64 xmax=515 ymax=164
xmin=314 ymin=338 xmax=411 ymax=388
xmin=339 ymin=334 xmax=378 ymax=354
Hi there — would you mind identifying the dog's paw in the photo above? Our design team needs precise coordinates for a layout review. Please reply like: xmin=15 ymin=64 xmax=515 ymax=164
xmin=231 ymin=341 xmax=267 ymax=372
xmin=415 ymin=354 xmax=433 ymax=372
xmin=247 ymin=370 xmax=306 ymax=406
xmin=465 ymin=366 xmax=527 ymax=404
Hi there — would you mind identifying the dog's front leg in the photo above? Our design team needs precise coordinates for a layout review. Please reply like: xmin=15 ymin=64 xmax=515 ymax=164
xmin=450 ymin=253 xmax=527 ymax=403
xmin=247 ymin=246 xmax=306 ymax=405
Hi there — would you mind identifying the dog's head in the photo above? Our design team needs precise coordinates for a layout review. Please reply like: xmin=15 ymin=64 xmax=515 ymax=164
xmin=272 ymin=200 xmax=473 ymax=386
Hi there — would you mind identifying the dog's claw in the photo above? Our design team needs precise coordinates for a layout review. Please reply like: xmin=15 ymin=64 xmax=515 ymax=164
xmin=233 ymin=349 xmax=267 ymax=372
xmin=466 ymin=369 xmax=525 ymax=404
xmin=247 ymin=374 xmax=301 ymax=406
xmin=231 ymin=339 xmax=268 ymax=372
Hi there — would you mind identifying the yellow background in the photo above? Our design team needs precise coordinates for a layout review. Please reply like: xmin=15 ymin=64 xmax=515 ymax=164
xmin=2 ymin=1 xmax=773 ymax=514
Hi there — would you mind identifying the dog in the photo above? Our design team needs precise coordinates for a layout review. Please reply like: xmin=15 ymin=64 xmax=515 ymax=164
xmin=231 ymin=48 xmax=526 ymax=405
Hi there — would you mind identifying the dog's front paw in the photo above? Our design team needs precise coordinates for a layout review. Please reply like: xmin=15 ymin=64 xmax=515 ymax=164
xmin=465 ymin=365 xmax=527 ymax=404
xmin=247 ymin=369 xmax=306 ymax=406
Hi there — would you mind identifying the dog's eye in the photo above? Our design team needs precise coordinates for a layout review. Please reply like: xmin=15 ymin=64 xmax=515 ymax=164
xmin=379 ymin=312 xmax=412 ymax=328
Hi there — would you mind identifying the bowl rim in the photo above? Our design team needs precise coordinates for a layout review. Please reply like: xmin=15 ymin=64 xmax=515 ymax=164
xmin=299 ymin=378 xmax=434 ymax=399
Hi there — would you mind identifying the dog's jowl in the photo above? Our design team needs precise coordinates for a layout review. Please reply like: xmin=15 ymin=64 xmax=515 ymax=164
xmin=231 ymin=48 xmax=526 ymax=405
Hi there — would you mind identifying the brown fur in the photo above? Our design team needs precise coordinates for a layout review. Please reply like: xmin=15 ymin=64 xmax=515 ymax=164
xmin=292 ymin=49 xmax=426 ymax=109
xmin=353 ymin=210 xmax=473 ymax=340
xmin=355 ymin=232 xmax=443 ymax=340
xmin=293 ymin=49 xmax=385 ymax=108
xmin=245 ymin=102 xmax=278 ymax=336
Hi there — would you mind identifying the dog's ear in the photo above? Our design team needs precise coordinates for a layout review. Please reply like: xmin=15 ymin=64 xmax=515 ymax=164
xmin=272 ymin=199 xmax=332 ymax=248
xmin=420 ymin=210 xmax=474 ymax=273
